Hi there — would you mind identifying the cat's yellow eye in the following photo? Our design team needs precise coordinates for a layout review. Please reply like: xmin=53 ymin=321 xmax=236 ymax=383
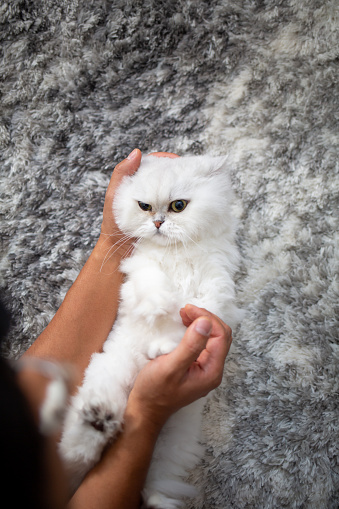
xmin=138 ymin=201 xmax=152 ymax=211
xmin=170 ymin=200 xmax=188 ymax=213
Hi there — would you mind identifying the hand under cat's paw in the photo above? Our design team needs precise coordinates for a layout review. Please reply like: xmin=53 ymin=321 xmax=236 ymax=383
xmin=147 ymin=340 xmax=178 ymax=360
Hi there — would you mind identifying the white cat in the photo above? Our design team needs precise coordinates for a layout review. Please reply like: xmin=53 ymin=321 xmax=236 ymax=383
xmin=59 ymin=155 xmax=242 ymax=508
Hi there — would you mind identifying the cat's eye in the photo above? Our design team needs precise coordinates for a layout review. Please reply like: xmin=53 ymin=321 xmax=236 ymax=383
xmin=170 ymin=200 xmax=188 ymax=213
xmin=138 ymin=201 xmax=152 ymax=211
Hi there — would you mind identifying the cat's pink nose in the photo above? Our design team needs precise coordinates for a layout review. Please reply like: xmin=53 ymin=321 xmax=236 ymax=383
xmin=154 ymin=220 xmax=164 ymax=229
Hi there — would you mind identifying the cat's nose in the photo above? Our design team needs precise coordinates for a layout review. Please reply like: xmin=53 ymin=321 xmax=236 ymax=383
xmin=154 ymin=220 xmax=164 ymax=229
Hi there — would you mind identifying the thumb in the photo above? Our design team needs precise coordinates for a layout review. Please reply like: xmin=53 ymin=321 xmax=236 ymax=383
xmin=104 ymin=149 xmax=142 ymax=210
xmin=113 ymin=148 xmax=142 ymax=180
xmin=168 ymin=317 xmax=213 ymax=373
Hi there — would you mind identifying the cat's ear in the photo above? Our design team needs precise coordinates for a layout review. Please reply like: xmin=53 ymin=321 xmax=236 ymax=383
xmin=209 ymin=155 xmax=228 ymax=175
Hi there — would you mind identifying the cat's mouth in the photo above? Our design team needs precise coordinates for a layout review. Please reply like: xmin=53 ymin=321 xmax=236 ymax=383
xmin=153 ymin=224 xmax=164 ymax=236
xmin=151 ymin=229 xmax=170 ymax=245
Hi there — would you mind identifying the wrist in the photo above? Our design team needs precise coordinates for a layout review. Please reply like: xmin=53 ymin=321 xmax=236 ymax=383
xmin=91 ymin=236 xmax=123 ymax=271
xmin=96 ymin=231 xmax=135 ymax=263
xmin=123 ymin=403 xmax=165 ymax=441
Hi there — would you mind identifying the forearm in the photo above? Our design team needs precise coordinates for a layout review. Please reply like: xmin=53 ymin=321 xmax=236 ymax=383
xmin=22 ymin=150 xmax=142 ymax=379
xmin=68 ymin=410 xmax=160 ymax=509
xmin=23 ymin=236 xmax=124 ymax=379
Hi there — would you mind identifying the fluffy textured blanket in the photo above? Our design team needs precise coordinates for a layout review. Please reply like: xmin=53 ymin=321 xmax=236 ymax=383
xmin=1 ymin=1 xmax=338 ymax=507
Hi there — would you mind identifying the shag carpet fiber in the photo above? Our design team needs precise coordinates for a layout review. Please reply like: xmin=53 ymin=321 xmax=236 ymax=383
xmin=1 ymin=1 xmax=338 ymax=507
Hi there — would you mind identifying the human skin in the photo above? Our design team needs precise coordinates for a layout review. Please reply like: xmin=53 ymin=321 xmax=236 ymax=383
xmin=20 ymin=149 xmax=233 ymax=509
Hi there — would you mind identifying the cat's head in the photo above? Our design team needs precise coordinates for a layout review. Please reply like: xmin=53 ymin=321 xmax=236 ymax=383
xmin=113 ymin=155 xmax=234 ymax=246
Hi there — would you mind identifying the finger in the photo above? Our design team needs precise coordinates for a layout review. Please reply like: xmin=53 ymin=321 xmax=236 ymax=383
xmin=196 ymin=340 xmax=227 ymax=389
xmin=179 ymin=307 xmax=191 ymax=327
xmin=182 ymin=303 xmax=214 ymax=321
xmin=113 ymin=148 xmax=142 ymax=178
xmin=179 ymin=304 xmax=211 ymax=327
xmin=105 ymin=149 xmax=142 ymax=205
xmin=182 ymin=304 xmax=232 ymax=337
xmin=194 ymin=324 xmax=233 ymax=391
xmin=148 ymin=151 xmax=180 ymax=158
xmin=180 ymin=305 xmax=216 ymax=329
xmin=197 ymin=329 xmax=232 ymax=371
xmin=166 ymin=317 xmax=213 ymax=374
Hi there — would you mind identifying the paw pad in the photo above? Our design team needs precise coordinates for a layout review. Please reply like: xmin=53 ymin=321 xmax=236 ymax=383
xmin=82 ymin=405 xmax=120 ymax=435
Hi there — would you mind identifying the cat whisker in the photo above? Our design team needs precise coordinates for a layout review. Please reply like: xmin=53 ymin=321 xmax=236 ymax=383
xmin=180 ymin=235 xmax=190 ymax=260
xmin=181 ymin=231 xmax=207 ymax=253
xmin=100 ymin=234 xmax=135 ymax=272
xmin=174 ymin=236 xmax=178 ymax=260
xmin=101 ymin=239 xmax=125 ymax=256
xmin=164 ymin=234 xmax=176 ymax=260
xmin=101 ymin=236 xmax=141 ymax=275
xmin=102 ymin=234 xmax=133 ymax=254
xmin=100 ymin=229 xmax=129 ymax=242
xmin=169 ymin=235 xmax=178 ymax=259
xmin=100 ymin=230 xmax=126 ymax=237
xmin=169 ymin=239 xmax=175 ymax=261
xmin=164 ymin=234 xmax=171 ymax=254
xmin=99 ymin=230 xmax=132 ymax=250
xmin=122 ymin=237 xmax=141 ymax=261
xmin=177 ymin=230 xmax=199 ymax=260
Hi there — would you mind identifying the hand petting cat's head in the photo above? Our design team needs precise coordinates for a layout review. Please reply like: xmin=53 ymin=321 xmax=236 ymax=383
xmin=113 ymin=155 xmax=234 ymax=246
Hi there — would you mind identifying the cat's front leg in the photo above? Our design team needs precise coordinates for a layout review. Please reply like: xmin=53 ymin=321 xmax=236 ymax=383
xmin=121 ymin=263 xmax=177 ymax=325
xmin=59 ymin=344 xmax=138 ymax=491
xmin=147 ymin=338 xmax=178 ymax=360
xmin=147 ymin=321 xmax=186 ymax=360
xmin=190 ymin=294 xmax=243 ymax=331
xmin=59 ymin=384 xmax=122 ymax=492
xmin=189 ymin=269 xmax=243 ymax=330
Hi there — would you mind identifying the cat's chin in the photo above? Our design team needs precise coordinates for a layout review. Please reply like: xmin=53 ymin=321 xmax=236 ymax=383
xmin=147 ymin=230 xmax=194 ymax=248
xmin=150 ymin=232 xmax=172 ymax=246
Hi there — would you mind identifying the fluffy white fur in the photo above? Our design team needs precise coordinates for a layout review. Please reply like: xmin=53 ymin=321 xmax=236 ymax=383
xmin=59 ymin=155 xmax=242 ymax=508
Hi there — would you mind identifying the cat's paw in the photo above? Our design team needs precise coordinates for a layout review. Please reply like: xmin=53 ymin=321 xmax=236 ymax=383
xmin=80 ymin=401 xmax=123 ymax=438
xmin=134 ymin=291 xmax=176 ymax=324
xmin=147 ymin=340 xmax=178 ymax=360
xmin=135 ymin=299 xmax=167 ymax=323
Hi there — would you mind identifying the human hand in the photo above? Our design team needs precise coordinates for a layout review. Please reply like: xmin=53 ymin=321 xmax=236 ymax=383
xmin=148 ymin=152 xmax=179 ymax=158
xmin=100 ymin=149 xmax=142 ymax=246
xmin=125 ymin=304 xmax=232 ymax=432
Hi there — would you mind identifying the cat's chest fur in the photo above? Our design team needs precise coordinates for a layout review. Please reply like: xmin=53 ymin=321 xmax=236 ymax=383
xmin=125 ymin=241 xmax=206 ymax=301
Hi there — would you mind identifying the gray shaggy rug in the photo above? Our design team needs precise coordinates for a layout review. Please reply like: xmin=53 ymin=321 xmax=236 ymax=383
xmin=1 ymin=1 xmax=338 ymax=507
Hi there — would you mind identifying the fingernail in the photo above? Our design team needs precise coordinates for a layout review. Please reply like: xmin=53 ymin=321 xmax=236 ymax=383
xmin=194 ymin=318 xmax=212 ymax=337
xmin=127 ymin=149 xmax=138 ymax=160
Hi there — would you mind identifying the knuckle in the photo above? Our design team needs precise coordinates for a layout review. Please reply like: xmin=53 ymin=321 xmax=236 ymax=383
xmin=198 ymin=306 xmax=210 ymax=315
xmin=114 ymin=160 xmax=125 ymax=171
xmin=218 ymin=321 xmax=232 ymax=341
xmin=225 ymin=323 xmax=232 ymax=334
xmin=212 ymin=373 xmax=223 ymax=388
xmin=113 ymin=163 xmax=128 ymax=178
xmin=224 ymin=324 xmax=232 ymax=338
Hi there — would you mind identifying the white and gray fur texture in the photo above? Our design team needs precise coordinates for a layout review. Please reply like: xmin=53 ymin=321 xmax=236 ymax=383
xmin=59 ymin=155 xmax=242 ymax=508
